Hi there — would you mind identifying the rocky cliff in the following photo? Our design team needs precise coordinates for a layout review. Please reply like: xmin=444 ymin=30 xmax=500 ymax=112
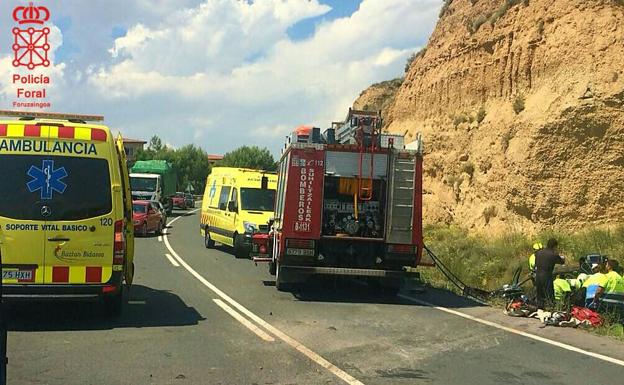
xmin=356 ymin=0 xmax=624 ymax=233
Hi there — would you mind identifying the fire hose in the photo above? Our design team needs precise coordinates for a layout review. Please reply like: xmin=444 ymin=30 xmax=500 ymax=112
xmin=423 ymin=244 xmax=516 ymax=302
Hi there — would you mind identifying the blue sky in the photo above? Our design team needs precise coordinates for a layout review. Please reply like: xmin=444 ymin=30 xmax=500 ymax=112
xmin=0 ymin=0 xmax=441 ymax=155
xmin=287 ymin=0 xmax=363 ymax=40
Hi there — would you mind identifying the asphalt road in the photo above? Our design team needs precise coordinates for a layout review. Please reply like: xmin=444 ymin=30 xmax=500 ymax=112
xmin=5 ymin=209 xmax=624 ymax=384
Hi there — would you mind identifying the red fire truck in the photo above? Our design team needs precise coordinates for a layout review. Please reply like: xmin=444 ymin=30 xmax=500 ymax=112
xmin=251 ymin=109 xmax=428 ymax=294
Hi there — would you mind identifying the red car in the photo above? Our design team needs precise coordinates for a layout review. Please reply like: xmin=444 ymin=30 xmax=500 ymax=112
xmin=172 ymin=192 xmax=187 ymax=209
xmin=133 ymin=200 xmax=164 ymax=236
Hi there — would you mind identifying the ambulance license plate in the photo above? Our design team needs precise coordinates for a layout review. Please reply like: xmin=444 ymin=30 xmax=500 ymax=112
xmin=2 ymin=269 xmax=33 ymax=280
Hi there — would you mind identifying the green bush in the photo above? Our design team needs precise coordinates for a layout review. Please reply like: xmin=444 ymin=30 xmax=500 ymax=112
xmin=470 ymin=14 xmax=489 ymax=33
xmin=489 ymin=0 xmax=524 ymax=26
xmin=453 ymin=114 xmax=468 ymax=127
xmin=461 ymin=161 xmax=475 ymax=178
xmin=421 ymin=224 xmax=624 ymax=291
xmin=476 ymin=106 xmax=486 ymax=123
xmin=483 ymin=206 xmax=497 ymax=224
xmin=537 ymin=19 xmax=544 ymax=35
xmin=439 ymin=0 xmax=453 ymax=18
xmin=405 ymin=48 xmax=426 ymax=73
xmin=513 ymin=94 xmax=525 ymax=114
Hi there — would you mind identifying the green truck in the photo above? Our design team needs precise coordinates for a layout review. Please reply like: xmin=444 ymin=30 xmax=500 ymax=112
xmin=130 ymin=160 xmax=178 ymax=213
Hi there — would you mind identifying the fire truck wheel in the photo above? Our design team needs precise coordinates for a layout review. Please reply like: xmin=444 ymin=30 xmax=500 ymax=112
xmin=275 ymin=263 xmax=291 ymax=292
xmin=233 ymin=233 xmax=248 ymax=259
xmin=204 ymin=231 xmax=215 ymax=248
xmin=380 ymin=278 xmax=402 ymax=297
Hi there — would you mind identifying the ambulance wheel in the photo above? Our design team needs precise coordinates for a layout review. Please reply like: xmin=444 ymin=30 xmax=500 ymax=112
xmin=141 ymin=223 xmax=148 ymax=237
xmin=204 ymin=231 xmax=215 ymax=248
xmin=102 ymin=286 xmax=124 ymax=317
xmin=233 ymin=233 xmax=248 ymax=259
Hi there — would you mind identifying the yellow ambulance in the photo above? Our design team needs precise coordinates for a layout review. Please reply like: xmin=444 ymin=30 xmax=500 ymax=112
xmin=200 ymin=167 xmax=277 ymax=258
xmin=0 ymin=111 xmax=134 ymax=315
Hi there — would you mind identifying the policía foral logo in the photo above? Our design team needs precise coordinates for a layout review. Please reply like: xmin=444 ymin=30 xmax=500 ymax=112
xmin=12 ymin=2 xmax=51 ymax=70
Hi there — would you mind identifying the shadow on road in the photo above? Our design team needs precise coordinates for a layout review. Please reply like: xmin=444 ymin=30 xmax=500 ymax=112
xmin=290 ymin=278 xmax=487 ymax=309
xmin=5 ymin=284 xmax=205 ymax=332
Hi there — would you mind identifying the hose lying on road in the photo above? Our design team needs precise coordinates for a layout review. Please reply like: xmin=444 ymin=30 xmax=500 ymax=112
xmin=423 ymin=244 xmax=493 ymax=302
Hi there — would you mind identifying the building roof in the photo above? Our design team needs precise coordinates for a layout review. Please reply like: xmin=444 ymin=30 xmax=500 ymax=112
xmin=123 ymin=137 xmax=147 ymax=144
xmin=208 ymin=154 xmax=224 ymax=161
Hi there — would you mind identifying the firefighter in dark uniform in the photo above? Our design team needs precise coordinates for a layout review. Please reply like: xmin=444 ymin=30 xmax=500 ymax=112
xmin=534 ymin=238 xmax=565 ymax=309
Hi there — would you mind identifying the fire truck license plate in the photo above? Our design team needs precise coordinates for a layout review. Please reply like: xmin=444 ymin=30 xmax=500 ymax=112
xmin=287 ymin=248 xmax=315 ymax=257
xmin=2 ymin=269 xmax=33 ymax=280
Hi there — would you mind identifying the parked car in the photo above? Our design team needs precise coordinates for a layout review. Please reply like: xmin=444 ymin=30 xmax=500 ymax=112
xmin=150 ymin=200 xmax=167 ymax=225
xmin=172 ymin=192 xmax=187 ymax=209
xmin=133 ymin=200 xmax=164 ymax=236
xmin=184 ymin=193 xmax=195 ymax=208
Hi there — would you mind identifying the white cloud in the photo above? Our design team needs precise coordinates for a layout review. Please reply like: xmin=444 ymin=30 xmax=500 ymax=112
xmin=0 ymin=0 xmax=440 ymax=154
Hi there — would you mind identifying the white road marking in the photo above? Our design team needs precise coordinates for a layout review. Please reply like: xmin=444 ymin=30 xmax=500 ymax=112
xmin=398 ymin=294 xmax=624 ymax=368
xmin=164 ymin=211 xmax=365 ymax=385
xmin=213 ymin=298 xmax=275 ymax=342
xmin=158 ymin=235 xmax=163 ymax=242
xmin=164 ymin=253 xmax=180 ymax=267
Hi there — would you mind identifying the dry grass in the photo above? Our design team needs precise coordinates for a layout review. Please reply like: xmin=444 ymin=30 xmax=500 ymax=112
xmin=421 ymin=224 xmax=624 ymax=339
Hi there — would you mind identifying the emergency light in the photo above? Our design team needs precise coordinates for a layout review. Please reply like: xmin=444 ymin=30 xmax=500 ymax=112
xmin=0 ymin=110 xmax=104 ymax=122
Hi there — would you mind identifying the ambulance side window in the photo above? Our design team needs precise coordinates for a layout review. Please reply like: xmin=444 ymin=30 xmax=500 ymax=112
xmin=230 ymin=188 xmax=238 ymax=212
xmin=218 ymin=186 xmax=231 ymax=211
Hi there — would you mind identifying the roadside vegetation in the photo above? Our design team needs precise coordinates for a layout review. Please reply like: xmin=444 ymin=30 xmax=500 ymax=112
xmin=217 ymin=145 xmax=277 ymax=171
xmin=420 ymin=224 xmax=624 ymax=339
xmin=512 ymin=94 xmax=525 ymax=114
xmin=467 ymin=0 xmax=528 ymax=34
xmin=135 ymin=137 xmax=277 ymax=192
xmin=422 ymin=223 xmax=624 ymax=291
xmin=135 ymin=135 xmax=211 ymax=193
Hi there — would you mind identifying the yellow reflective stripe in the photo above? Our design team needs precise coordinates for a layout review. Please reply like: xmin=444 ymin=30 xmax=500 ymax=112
xmin=40 ymin=125 xmax=59 ymax=138
xmin=7 ymin=124 xmax=24 ymax=137
xmin=74 ymin=127 xmax=91 ymax=140
xmin=101 ymin=266 xmax=112 ymax=283
xmin=69 ymin=265 xmax=86 ymax=283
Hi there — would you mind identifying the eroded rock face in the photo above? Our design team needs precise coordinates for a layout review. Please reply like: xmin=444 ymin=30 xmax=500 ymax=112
xmin=356 ymin=0 xmax=624 ymax=233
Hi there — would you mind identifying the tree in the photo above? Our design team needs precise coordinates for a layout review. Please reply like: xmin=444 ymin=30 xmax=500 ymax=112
xmin=134 ymin=136 xmax=211 ymax=192
xmin=218 ymin=146 xmax=277 ymax=171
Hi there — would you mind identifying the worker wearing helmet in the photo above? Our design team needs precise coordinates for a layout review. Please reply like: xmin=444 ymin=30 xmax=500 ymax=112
xmin=534 ymin=238 xmax=565 ymax=309
xmin=528 ymin=242 xmax=543 ymax=282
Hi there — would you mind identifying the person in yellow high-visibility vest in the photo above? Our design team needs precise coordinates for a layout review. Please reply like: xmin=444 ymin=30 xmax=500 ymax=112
xmin=528 ymin=242 xmax=543 ymax=277
xmin=553 ymin=276 xmax=572 ymax=303
xmin=528 ymin=242 xmax=543 ymax=291
xmin=604 ymin=259 xmax=623 ymax=294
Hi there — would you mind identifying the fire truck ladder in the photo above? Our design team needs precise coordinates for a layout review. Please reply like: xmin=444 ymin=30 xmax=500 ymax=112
xmin=386 ymin=149 xmax=416 ymax=244
xmin=357 ymin=118 xmax=377 ymax=201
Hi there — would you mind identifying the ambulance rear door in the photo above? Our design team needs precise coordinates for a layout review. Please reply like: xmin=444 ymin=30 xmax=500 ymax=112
xmin=38 ymin=128 xmax=116 ymax=285
xmin=0 ymin=128 xmax=48 ymax=285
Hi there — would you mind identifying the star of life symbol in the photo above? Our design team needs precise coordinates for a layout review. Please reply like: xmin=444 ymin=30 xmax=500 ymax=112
xmin=12 ymin=3 xmax=51 ymax=69
xmin=27 ymin=160 xmax=68 ymax=200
